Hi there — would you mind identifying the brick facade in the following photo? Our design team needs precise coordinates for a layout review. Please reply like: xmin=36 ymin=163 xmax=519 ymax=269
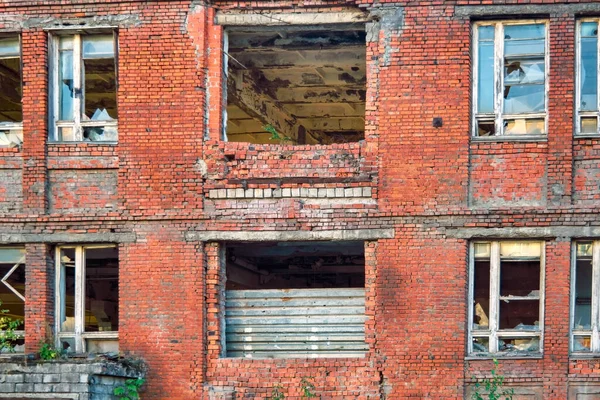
xmin=0 ymin=0 xmax=599 ymax=399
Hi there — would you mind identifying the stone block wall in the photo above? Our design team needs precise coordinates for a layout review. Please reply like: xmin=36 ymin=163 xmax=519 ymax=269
xmin=0 ymin=360 xmax=142 ymax=400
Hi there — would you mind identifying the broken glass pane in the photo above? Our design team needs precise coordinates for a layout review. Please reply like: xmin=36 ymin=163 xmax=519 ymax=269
xmin=473 ymin=259 xmax=490 ymax=330
xmin=478 ymin=40 xmax=494 ymax=113
xmin=504 ymin=60 xmax=545 ymax=85
xmin=499 ymin=299 xmax=540 ymax=330
xmin=477 ymin=120 xmax=495 ymax=136
xmin=498 ymin=336 xmax=539 ymax=352
xmin=573 ymin=335 xmax=592 ymax=352
xmin=472 ymin=336 xmax=489 ymax=353
xmin=84 ymin=247 xmax=118 ymax=333
xmin=504 ymin=84 xmax=545 ymax=113
xmin=574 ymin=246 xmax=592 ymax=330
xmin=581 ymin=117 xmax=598 ymax=134
xmin=60 ymin=248 xmax=76 ymax=333
xmin=580 ymin=34 xmax=598 ymax=112
xmin=0 ymin=128 xmax=22 ymax=147
xmin=83 ymin=126 xmax=118 ymax=142
xmin=83 ymin=57 xmax=117 ymax=120
xmin=504 ymin=118 xmax=545 ymax=135
xmin=59 ymin=48 xmax=74 ymax=121
xmin=60 ymin=336 xmax=76 ymax=353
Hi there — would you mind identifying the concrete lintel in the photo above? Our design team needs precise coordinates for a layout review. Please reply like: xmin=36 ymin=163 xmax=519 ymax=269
xmin=0 ymin=232 xmax=136 ymax=244
xmin=216 ymin=10 xmax=370 ymax=26
xmin=0 ymin=13 xmax=141 ymax=31
xmin=455 ymin=3 xmax=600 ymax=17
xmin=445 ymin=226 xmax=600 ymax=240
xmin=186 ymin=229 xmax=394 ymax=242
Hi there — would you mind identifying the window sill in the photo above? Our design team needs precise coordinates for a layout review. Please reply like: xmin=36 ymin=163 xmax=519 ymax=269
xmin=466 ymin=354 xmax=543 ymax=361
xmin=49 ymin=141 xmax=117 ymax=146
xmin=471 ymin=135 xmax=548 ymax=143
xmin=574 ymin=134 xmax=600 ymax=140
xmin=570 ymin=353 xmax=600 ymax=359
xmin=221 ymin=354 xmax=367 ymax=361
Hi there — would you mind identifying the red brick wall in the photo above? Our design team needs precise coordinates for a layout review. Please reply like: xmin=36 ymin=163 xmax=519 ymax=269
xmin=470 ymin=142 xmax=547 ymax=208
xmin=47 ymin=169 xmax=118 ymax=213
xmin=24 ymin=243 xmax=53 ymax=352
xmin=119 ymin=225 xmax=205 ymax=399
xmin=573 ymin=139 xmax=600 ymax=206
xmin=0 ymin=0 xmax=598 ymax=399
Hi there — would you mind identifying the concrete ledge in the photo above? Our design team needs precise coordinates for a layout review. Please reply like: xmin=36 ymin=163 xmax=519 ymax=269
xmin=0 ymin=14 xmax=140 ymax=31
xmin=445 ymin=226 xmax=600 ymax=239
xmin=186 ymin=229 xmax=394 ymax=242
xmin=455 ymin=3 xmax=600 ymax=17
xmin=0 ymin=233 xmax=136 ymax=244
xmin=215 ymin=10 xmax=370 ymax=26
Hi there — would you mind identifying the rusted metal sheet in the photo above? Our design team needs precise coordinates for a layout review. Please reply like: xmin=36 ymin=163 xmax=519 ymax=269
xmin=225 ymin=288 xmax=366 ymax=358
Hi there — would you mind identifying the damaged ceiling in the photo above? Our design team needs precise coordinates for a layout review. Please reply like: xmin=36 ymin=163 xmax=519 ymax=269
xmin=226 ymin=28 xmax=366 ymax=145
xmin=226 ymin=241 xmax=365 ymax=289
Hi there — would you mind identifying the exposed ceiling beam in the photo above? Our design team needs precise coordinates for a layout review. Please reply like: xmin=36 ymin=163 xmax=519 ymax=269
xmin=227 ymin=70 xmax=324 ymax=144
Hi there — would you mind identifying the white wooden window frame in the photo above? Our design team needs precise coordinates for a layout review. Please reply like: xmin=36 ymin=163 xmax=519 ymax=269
xmin=472 ymin=20 xmax=549 ymax=138
xmin=468 ymin=241 xmax=545 ymax=355
xmin=0 ymin=35 xmax=23 ymax=145
xmin=49 ymin=32 xmax=118 ymax=143
xmin=54 ymin=244 xmax=118 ymax=353
xmin=576 ymin=19 xmax=600 ymax=136
xmin=571 ymin=240 xmax=600 ymax=354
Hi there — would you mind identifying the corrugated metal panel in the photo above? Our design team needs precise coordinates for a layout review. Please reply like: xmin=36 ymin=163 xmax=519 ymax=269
xmin=225 ymin=288 xmax=366 ymax=359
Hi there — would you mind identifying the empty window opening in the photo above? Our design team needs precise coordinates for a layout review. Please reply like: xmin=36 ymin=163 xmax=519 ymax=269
xmin=224 ymin=241 xmax=366 ymax=358
xmin=224 ymin=28 xmax=366 ymax=145
xmin=470 ymin=241 xmax=544 ymax=355
xmin=0 ymin=247 xmax=25 ymax=352
xmin=56 ymin=245 xmax=119 ymax=353
xmin=50 ymin=34 xmax=118 ymax=142
xmin=0 ymin=36 xmax=22 ymax=148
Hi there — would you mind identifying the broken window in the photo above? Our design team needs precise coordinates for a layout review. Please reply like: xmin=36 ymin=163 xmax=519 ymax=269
xmin=470 ymin=241 xmax=544 ymax=355
xmin=0 ymin=247 xmax=25 ymax=352
xmin=50 ymin=33 xmax=118 ymax=142
xmin=224 ymin=241 xmax=366 ymax=358
xmin=577 ymin=20 xmax=600 ymax=135
xmin=0 ymin=36 xmax=23 ymax=148
xmin=473 ymin=21 xmax=547 ymax=137
xmin=571 ymin=241 xmax=600 ymax=353
xmin=224 ymin=28 xmax=366 ymax=145
xmin=55 ymin=245 xmax=118 ymax=353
